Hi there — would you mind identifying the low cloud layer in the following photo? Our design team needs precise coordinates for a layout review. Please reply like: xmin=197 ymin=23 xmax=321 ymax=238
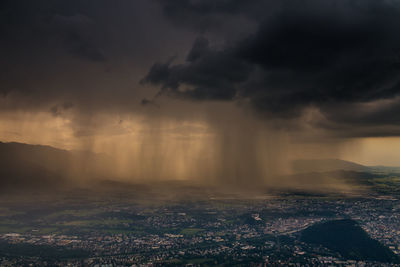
xmin=144 ymin=0 xmax=400 ymax=136
xmin=1 ymin=0 xmax=400 ymax=188
xmin=2 ymin=0 xmax=400 ymax=137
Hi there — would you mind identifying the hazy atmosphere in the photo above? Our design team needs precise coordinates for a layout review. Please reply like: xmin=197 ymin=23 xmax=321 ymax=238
xmin=3 ymin=1 xmax=400 ymax=266
xmin=2 ymin=0 xmax=400 ymax=187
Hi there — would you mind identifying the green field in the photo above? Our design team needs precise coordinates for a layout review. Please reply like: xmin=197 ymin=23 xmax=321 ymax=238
xmin=180 ymin=228 xmax=204 ymax=236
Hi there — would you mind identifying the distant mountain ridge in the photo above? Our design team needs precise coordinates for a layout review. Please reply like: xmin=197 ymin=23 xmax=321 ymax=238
xmin=0 ymin=141 xmax=113 ymax=191
xmin=292 ymin=159 xmax=370 ymax=173
xmin=292 ymin=158 xmax=400 ymax=174
xmin=1 ymin=141 xmax=399 ymax=193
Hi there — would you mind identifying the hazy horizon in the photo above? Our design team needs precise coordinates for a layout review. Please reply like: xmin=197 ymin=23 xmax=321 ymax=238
xmin=2 ymin=0 xmax=400 ymax=187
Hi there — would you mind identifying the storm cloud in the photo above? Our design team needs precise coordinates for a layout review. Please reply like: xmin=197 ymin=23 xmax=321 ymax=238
xmin=2 ymin=0 xmax=400 ymax=187
xmin=144 ymin=0 xmax=400 ymax=136
xmin=1 ymin=0 xmax=400 ymax=144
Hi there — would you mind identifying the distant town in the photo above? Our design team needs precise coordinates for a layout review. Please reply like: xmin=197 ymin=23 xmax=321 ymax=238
xmin=1 ymin=190 xmax=400 ymax=266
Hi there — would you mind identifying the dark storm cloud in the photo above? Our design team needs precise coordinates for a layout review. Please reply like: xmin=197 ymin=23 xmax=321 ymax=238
xmin=3 ymin=0 xmax=400 ymax=138
xmin=154 ymin=0 xmax=258 ymax=31
xmin=0 ymin=0 xmax=194 ymax=114
xmin=51 ymin=14 xmax=106 ymax=62
xmin=144 ymin=0 xmax=400 ymax=134
xmin=0 ymin=1 xmax=105 ymax=62
xmin=142 ymin=36 xmax=253 ymax=101
xmin=50 ymin=102 xmax=74 ymax=117
xmin=0 ymin=0 xmax=109 ymax=105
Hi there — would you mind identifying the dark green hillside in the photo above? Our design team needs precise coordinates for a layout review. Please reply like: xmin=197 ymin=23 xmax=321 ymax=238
xmin=301 ymin=219 xmax=399 ymax=263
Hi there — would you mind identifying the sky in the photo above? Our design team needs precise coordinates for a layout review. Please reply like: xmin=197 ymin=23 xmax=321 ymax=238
xmin=2 ymin=0 xmax=400 ymax=184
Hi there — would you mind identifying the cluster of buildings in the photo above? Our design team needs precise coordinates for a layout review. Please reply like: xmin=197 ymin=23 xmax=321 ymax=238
xmin=0 ymin=197 xmax=400 ymax=265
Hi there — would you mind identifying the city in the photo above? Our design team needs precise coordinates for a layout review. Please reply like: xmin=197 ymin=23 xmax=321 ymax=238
xmin=0 ymin=182 xmax=400 ymax=266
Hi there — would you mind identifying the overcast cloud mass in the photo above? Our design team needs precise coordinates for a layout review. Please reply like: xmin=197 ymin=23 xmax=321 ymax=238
xmin=2 ymin=0 xmax=400 ymax=186
xmin=1 ymin=0 xmax=400 ymax=137
xmin=144 ymin=0 xmax=400 ymax=136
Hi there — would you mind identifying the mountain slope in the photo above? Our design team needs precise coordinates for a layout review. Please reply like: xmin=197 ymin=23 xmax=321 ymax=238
xmin=0 ymin=157 xmax=65 ymax=192
xmin=292 ymin=159 xmax=370 ymax=173
xmin=0 ymin=142 xmax=112 ymax=174
xmin=0 ymin=141 xmax=113 ymax=191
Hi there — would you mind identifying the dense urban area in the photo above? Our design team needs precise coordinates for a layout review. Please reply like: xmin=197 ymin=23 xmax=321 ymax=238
xmin=1 ymin=176 xmax=400 ymax=266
